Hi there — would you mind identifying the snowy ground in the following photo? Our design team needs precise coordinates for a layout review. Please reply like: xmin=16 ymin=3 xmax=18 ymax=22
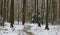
xmin=0 ymin=22 xmax=60 ymax=35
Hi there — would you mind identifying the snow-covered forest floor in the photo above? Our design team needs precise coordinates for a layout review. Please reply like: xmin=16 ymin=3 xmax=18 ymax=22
xmin=0 ymin=22 xmax=60 ymax=35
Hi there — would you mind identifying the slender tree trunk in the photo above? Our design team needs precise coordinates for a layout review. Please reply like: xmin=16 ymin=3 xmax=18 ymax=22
xmin=41 ymin=0 xmax=44 ymax=25
xmin=45 ymin=0 xmax=49 ymax=30
xmin=17 ymin=0 xmax=19 ymax=24
xmin=36 ymin=0 xmax=41 ymax=26
xmin=3 ymin=0 xmax=6 ymax=23
xmin=59 ymin=0 xmax=60 ymax=18
xmin=0 ymin=0 xmax=3 ymax=17
xmin=22 ymin=0 xmax=26 ymax=25
xmin=10 ymin=0 xmax=14 ymax=27
xmin=7 ymin=0 xmax=9 ymax=22
xmin=50 ymin=0 xmax=53 ymax=23
xmin=0 ymin=0 xmax=4 ymax=26
xmin=57 ymin=0 xmax=59 ymax=21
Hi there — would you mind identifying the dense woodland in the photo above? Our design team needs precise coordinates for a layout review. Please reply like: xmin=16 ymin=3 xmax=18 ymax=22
xmin=0 ymin=0 xmax=60 ymax=30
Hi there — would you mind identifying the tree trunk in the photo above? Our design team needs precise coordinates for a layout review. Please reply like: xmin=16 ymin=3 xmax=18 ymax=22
xmin=17 ymin=0 xmax=19 ymax=24
xmin=41 ymin=0 xmax=45 ymax=25
xmin=3 ymin=0 xmax=6 ymax=24
xmin=0 ymin=0 xmax=4 ymax=26
xmin=7 ymin=0 xmax=10 ymax=22
xmin=45 ymin=0 xmax=49 ymax=30
xmin=36 ymin=0 xmax=41 ymax=26
xmin=10 ymin=0 xmax=14 ymax=27
xmin=22 ymin=0 xmax=26 ymax=25
xmin=59 ymin=0 xmax=60 ymax=18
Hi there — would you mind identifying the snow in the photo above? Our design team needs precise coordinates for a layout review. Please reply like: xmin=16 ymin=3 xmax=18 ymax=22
xmin=0 ymin=22 xmax=60 ymax=35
